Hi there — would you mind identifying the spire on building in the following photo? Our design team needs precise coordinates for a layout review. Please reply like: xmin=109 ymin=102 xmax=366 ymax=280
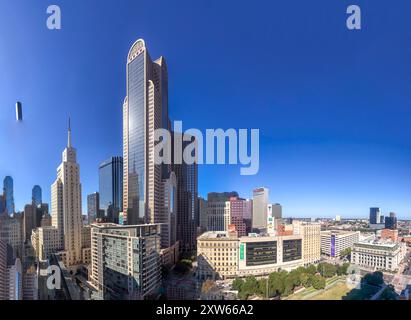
xmin=68 ymin=117 xmax=72 ymax=148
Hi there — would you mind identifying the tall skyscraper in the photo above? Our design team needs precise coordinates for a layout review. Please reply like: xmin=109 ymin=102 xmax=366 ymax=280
xmin=0 ymin=240 xmax=8 ymax=300
xmin=198 ymin=197 xmax=208 ymax=231
xmin=51 ymin=119 xmax=83 ymax=267
xmin=123 ymin=39 xmax=170 ymax=226
xmin=252 ymin=187 xmax=269 ymax=230
xmin=122 ymin=39 xmax=184 ymax=254
xmin=32 ymin=185 xmax=42 ymax=207
xmin=0 ymin=195 xmax=5 ymax=214
xmin=174 ymin=138 xmax=198 ymax=252
xmin=99 ymin=156 xmax=123 ymax=222
xmin=385 ymin=212 xmax=398 ymax=230
xmin=228 ymin=197 xmax=248 ymax=237
xmin=206 ymin=192 xmax=238 ymax=233
xmin=87 ymin=192 xmax=100 ymax=224
xmin=3 ymin=176 xmax=15 ymax=215
xmin=369 ymin=207 xmax=381 ymax=225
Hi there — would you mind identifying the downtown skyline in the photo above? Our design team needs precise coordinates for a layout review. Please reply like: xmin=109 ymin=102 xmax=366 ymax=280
xmin=1 ymin=1 xmax=411 ymax=219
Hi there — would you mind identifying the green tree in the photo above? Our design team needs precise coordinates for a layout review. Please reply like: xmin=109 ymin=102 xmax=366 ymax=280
xmin=288 ymin=269 xmax=301 ymax=287
xmin=337 ymin=263 xmax=350 ymax=276
xmin=299 ymin=273 xmax=310 ymax=288
xmin=240 ymin=275 xmax=259 ymax=299
xmin=340 ymin=248 xmax=351 ymax=258
xmin=312 ymin=274 xmax=326 ymax=290
xmin=232 ymin=278 xmax=244 ymax=291
xmin=306 ymin=264 xmax=317 ymax=275
xmin=268 ymin=272 xmax=284 ymax=297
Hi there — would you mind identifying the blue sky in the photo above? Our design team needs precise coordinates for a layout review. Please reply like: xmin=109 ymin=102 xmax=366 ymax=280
xmin=1 ymin=0 xmax=411 ymax=219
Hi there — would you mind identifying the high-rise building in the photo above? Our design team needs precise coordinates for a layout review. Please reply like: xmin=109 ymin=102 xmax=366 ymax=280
xmin=228 ymin=197 xmax=249 ymax=237
xmin=23 ymin=204 xmax=37 ymax=242
xmin=198 ymin=197 xmax=208 ymax=231
xmin=0 ymin=240 xmax=8 ymax=300
xmin=320 ymin=230 xmax=360 ymax=258
xmin=0 ymin=195 xmax=5 ymax=214
xmin=206 ymin=192 xmax=237 ymax=232
xmin=87 ymin=192 xmax=100 ymax=224
xmin=292 ymin=220 xmax=321 ymax=265
xmin=23 ymin=201 xmax=49 ymax=242
xmin=369 ymin=207 xmax=381 ymax=225
xmin=174 ymin=137 xmax=198 ymax=253
xmin=32 ymin=185 xmax=42 ymax=207
xmin=51 ymin=119 xmax=83 ymax=267
xmin=122 ymin=38 xmax=197 ymax=253
xmin=99 ymin=157 xmax=123 ymax=222
xmin=3 ymin=176 xmax=15 ymax=215
xmin=90 ymin=223 xmax=162 ymax=300
xmin=31 ymin=227 xmax=62 ymax=261
xmin=123 ymin=39 xmax=169 ymax=226
xmin=0 ymin=214 xmax=23 ymax=259
xmin=252 ymin=187 xmax=269 ymax=230
xmin=7 ymin=258 xmax=22 ymax=300
xmin=385 ymin=212 xmax=397 ymax=230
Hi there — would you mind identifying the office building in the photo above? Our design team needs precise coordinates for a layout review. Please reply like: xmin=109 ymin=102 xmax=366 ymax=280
xmin=320 ymin=230 xmax=360 ymax=258
xmin=23 ymin=202 xmax=49 ymax=243
xmin=122 ymin=39 xmax=184 ymax=253
xmin=352 ymin=240 xmax=406 ymax=271
xmin=293 ymin=220 xmax=321 ymax=265
xmin=23 ymin=265 xmax=38 ymax=300
xmin=380 ymin=229 xmax=399 ymax=243
xmin=206 ymin=193 xmax=231 ymax=232
xmin=0 ymin=240 xmax=7 ymax=300
xmin=123 ymin=39 xmax=167 ymax=225
xmin=3 ymin=176 xmax=14 ymax=215
xmin=32 ymin=185 xmax=42 ymax=207
xmin=174 ymin=139 xmax=198 ymax=252
xmin=0 ymin=195 xmax=5 ymax=214
xmin=87 ymin=192 xmax=100 ymax=224
xmin=385 ymin=212 xmax=397 ymax=230
xmin=197 ymin=231 xmax=303 ymax=280
xmin=369 ymin=207 xmax=381 ymax=225
xmin=90 ymin=223 xmax=161 ymax=300
xmin=267 ymin=203 xmax=282 ymax=234
xmin=31 ymin=227 xmax=62 ymax=261
xmin=252 ymin=187 xmax=269 ymax=230
xmin=268 ymin=203 xmax=282 ymax=219
xmin=0 ymin=214 xmax=23 ymax=259
xmin=7 ymin=258 xmax=22 ymax=300
xmin=50 ymin=120 xmax=83 ymax=267
xmin=99 ymin=156 xmax=123 ymax=222
xmin=198 ymin=197 xmax=208 ymax=231
xmin=228 ymin=197 xmax=249 ymax=237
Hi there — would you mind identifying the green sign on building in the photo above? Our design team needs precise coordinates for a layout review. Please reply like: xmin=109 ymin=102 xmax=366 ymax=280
xmin=240 ymin=243 xmax=245 ymax=261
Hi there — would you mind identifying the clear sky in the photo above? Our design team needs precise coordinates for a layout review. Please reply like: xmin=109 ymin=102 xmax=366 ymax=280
xmin=1 ymin=0 xmax=411 ymax=219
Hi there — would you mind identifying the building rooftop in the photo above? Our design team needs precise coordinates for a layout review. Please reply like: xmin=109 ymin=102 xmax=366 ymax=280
xmin=354 ymin=240 xmax=400 ymax=251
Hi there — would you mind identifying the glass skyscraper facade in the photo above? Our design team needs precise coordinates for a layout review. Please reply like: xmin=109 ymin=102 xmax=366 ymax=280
xmin=174 ymin=138 xmax=199 ymax=253
xmin=3 ymin=176 xmax=14 ymax=215
xmin=124 ymin=40 xmax=148 ymax=225
xmin=369 ymin=207 xmax=381 ymax=224
xmin=32 ymin=185 xmax=42 ymax=207
xmin=99 ymin=157 xmax=123 ymax=223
